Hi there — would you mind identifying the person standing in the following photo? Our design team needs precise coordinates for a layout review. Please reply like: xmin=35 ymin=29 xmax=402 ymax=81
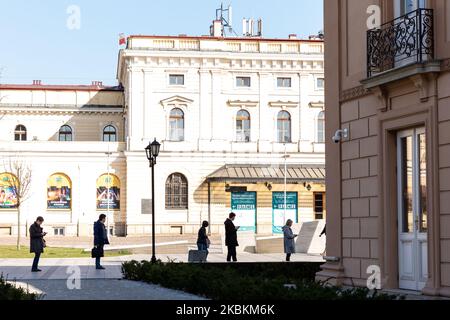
xmin=224 ymin=212 xmax=239 ymax=262
xmin=282 ymin=219 xmax=297 ymax=262
xmin=29 ymin=216 xmax=47 ymax=272
xmin=196 ymin=221 xmax=210 ymax=260
xmin=93 ymin=214 xmax=110 ymax=270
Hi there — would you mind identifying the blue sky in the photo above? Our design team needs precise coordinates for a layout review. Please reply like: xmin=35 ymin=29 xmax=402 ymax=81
xmin=0 ymin=0 xmax=323 ymax=85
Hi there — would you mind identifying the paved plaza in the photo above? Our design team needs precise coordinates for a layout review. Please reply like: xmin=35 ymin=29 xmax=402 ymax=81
xmin=0 ymin=253 xmax=324 ymax=300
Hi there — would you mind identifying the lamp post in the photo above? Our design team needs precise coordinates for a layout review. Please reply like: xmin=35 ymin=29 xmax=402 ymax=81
xmin=145 ymin=138 xmax=161 ymax=263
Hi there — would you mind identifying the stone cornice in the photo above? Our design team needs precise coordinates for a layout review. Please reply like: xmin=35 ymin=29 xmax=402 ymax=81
xmin=268 ymin=100 xmax=299 ymax=108
xmin=0 ymin=104 xmax=124 ymax=115
xmin=227 ymin=100 xmax=259 ymax=107
xmin=340 ymin=85 xmax=370 ymax=102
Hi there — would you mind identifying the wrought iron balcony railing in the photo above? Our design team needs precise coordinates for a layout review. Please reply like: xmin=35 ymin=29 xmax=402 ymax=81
xmin=367 ymin=8 xmax=434 ymax=78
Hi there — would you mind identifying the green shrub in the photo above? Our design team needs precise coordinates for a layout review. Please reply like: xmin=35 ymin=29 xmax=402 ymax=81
xmin=122 ymin=260 xmax=398 ymax=300
xmin=0 ymin=275 xmax=37 ymax=300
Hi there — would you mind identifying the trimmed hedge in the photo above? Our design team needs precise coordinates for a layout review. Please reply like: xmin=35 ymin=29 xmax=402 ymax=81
xmin=0 ymin=275 xmax=37 ymax=300
xmin=122 ymin=260 xmax=399 ymax=300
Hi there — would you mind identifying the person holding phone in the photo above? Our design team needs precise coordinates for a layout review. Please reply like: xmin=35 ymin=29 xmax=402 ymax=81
xmin=224 ymin=212 xmax=239 ymax=262
xmin=29 ymin=216 xmax=47 ymax=272
xmin=282 ymin=219 xmax=298 ymax=262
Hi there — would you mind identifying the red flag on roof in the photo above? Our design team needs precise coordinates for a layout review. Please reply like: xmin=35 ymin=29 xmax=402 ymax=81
xmin=119 ymin=33 xmax=126 ymax=46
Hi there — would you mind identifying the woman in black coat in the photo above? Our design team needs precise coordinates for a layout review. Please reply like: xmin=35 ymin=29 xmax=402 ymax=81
xmin=29 ymin=216 xmax=46 ymax=272
xmin=196 ymin=221 xmax=210 ymax=259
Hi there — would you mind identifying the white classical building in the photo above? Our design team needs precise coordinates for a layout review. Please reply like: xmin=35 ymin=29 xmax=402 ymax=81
xmin=0 ymin=28 xmax=325 ymax=237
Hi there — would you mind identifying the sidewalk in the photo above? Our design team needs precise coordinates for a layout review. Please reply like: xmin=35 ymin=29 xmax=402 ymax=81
xmin=0 ymin=253 xmax=324 ymax=280
xmin=0 ymin=253 xmax=323 ymax=300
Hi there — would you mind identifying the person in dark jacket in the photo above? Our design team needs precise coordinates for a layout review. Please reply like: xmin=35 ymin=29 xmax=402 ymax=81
xmin=197 ymin=221 xmax=210 ymax=258
xmin=224 ymin=212 xmax=239 ymax=262
xmin=29 ymin=216 xmax=46 ymax=272
xmin=93 ymin=214 xmax=110 ymax=270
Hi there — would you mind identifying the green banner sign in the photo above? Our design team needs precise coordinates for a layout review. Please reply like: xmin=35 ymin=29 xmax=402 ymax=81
xmin=272 ymin=192 xmax=298 ymax=234
xmin=231 ymin=192 xmax=256 ymax=232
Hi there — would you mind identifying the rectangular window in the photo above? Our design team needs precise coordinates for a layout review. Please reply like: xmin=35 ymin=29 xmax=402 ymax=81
xmin=277 ymin=77 xmax=292 ymax=88
xmin=236 ymin=76 xmax=251 ymax=87
xmin=53 ymin=227 xmax=65 ymax=236
xmin=169 ymin=74 xmax=185 ymax=86
xmin=317 ymin=78 xmax=325 ymax=89
xmin=314 ymin=192 xmax=325 ymax=220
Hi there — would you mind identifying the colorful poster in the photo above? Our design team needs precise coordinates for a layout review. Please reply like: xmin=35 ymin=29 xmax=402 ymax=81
xmin=97 ymin=174 xmax=120 ymax=210
xmin=272 ymin=192 xmax=298 ymax=234
xmin=47 ymin=174 xmax=71 ymax=209
xmin=231 ymin=192 xmax=256 ymax=232
xmin=0 ymin=173 xmax=18 ymax=209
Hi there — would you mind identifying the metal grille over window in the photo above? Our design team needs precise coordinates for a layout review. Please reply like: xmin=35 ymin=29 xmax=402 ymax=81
xmin=165 ymin=173 xmax=188 ymax=209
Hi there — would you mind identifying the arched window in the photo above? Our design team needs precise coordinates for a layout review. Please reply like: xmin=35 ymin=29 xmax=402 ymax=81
xmin=59 ymin=125 xmax=73 ymax=141
xmin=47 ymin=173 xmax=72 ymax=209
xmin=317 ymin=111 xmax=325 ymax=143
xmin=165 ymin=173 xmax=188 ymax=209
xmin=14 ymin=125 xmax=27 ymax=141
xmin=236 ymin=110 xmax=251 ymax=142
xmin=169 ymin=108 xmax=184 ymax=141
xmin=277 ymin=111 xmax=291 ymax=143
xmin=103 ymin=125 xmax=117 ymax=142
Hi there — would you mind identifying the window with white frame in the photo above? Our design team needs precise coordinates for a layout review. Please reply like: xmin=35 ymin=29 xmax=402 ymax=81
xmin=277 ymin=77 xmax=292 ymax=88
xmin=14 ymin=125 xmax=27 ymax=141
xmin=169 ymin=108 xmax=185 ymax=141
xmin=277 ymin=111 xmax=292 ymax=143
xmin=169 ymin=74 xmax=185 ymax=86
xmin=236 ymin=76 xmax=251 ymax=87
xmin=317 ymin=78 xmax=325 ymax=89
xmin=317 ymin=111 xmax=325 ymax=143
xmin=236 ymin=110 xmax=251 ymax=142
xmin=53 ymin=227 xmax=65 ymax=236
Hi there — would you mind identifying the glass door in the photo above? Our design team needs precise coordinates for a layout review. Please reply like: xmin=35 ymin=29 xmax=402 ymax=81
xmin=397 ymin=128 xmax=428 ymax=291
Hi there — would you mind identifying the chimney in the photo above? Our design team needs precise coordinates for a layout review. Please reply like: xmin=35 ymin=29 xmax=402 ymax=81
xmin=288 ymin=34 xmax=297 ymax=40
xmin=92 ymin=81 xmax=103 ymax=87
xmin=32 ymin=80 xmax=42 ymax=85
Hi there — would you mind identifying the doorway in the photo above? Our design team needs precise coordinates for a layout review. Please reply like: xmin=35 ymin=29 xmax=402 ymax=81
xmin=396 ymin=128 xmax=428 ymax=291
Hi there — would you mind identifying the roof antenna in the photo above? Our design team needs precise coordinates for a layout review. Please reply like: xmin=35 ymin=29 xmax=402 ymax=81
xmin=213 ymin=3 xmax=238 ymax=37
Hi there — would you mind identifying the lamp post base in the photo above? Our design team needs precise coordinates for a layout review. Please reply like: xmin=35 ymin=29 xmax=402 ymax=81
xmin=151 ymin=255 xmax=157 ymax=263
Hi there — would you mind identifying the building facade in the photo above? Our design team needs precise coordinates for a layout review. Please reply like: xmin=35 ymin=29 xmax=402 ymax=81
xmin=319 ymin=0 xmax=450 ymax=297
xmin=0 ymin=32 xmax=325 ymax=239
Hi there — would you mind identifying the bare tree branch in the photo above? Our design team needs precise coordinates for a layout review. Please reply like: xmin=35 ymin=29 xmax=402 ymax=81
xmin=2 ymin=157 xmax=32 ymax=250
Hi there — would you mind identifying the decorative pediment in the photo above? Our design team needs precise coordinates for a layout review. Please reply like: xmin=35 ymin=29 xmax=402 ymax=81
xmin=227 ymin=100 xmax=259 ymax=107
xmin=160 ymin=95 xmax=194 ymax=107
xmin=308 ymin=101 xmax=325 ymax=109
xmin=268 ymin=101 xmax=299 ymax=108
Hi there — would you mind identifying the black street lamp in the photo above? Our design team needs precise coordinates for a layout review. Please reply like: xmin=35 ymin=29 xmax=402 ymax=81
xmin=145 ymin=138 xmax=161 ymax=263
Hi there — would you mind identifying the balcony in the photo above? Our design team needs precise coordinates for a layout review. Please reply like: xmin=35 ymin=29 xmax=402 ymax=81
xmin=367 ymin=9 xmax=434 ymax=78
